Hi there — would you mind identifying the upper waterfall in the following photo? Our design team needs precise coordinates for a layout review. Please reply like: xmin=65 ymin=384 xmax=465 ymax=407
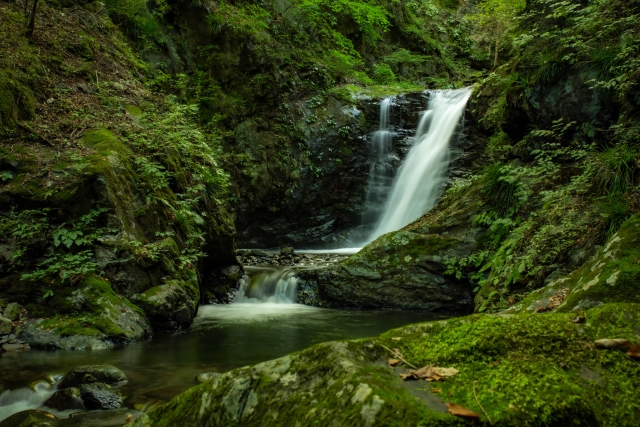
xmin=368 ymin=87 xmax=472 ymax=241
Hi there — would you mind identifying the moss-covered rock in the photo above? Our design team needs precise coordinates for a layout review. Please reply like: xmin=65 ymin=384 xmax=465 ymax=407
xmin=19 ymin=276 xmax=151 ymax=350
xmin=0 ymin=71 xmax=35 ymax=130
xmin=506 ymin=215 xmax=640 ymax=314
xmin=132 ymin=302 xmax=640 ymax=427
xmin=131 ymin=276 xmax=199 ymax=330
xmin=299 ymin=182 xmax=485 ymax=311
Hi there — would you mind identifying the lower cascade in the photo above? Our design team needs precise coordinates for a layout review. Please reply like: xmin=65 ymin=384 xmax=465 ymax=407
xmin=368 ymin=87 xmax=473 ymax=241
xmin=234 ymin=268 xmax=300 ymax=304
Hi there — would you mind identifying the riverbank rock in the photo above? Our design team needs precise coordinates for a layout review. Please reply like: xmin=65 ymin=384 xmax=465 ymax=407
xmin=59 ymin=365 xmax=127 ymax=389
xmin=0 ymin=317 xmax=11 ymax=334
xmin=3 ymin=303 xmax=20 ymax=321
xmin=131 ymin=303 xmax=640 ymax=427
xmin=297 ymin=182 xmax=484 ymax=311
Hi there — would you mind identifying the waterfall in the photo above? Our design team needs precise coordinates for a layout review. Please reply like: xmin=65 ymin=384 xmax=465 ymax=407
xmin=368 ymin=88 xmax=472 ymax=241
xmin=0 ymin=381 xmax=58 ymax=422
xmin=234 ymin=268 xmax=299 ymax=304
xmin=362 ymin=97 xmax=396 ymax=225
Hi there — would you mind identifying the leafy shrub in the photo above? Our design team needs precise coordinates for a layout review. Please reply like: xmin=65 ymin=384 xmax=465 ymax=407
xmin=372 ymin=63 xmax=396 ymax=84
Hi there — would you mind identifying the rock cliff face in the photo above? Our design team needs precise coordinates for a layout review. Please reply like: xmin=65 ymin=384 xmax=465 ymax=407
xmin=234 ymin=92 xmax=434 ymax=248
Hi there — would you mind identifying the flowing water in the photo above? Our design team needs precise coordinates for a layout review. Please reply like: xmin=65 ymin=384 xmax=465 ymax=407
xmin=0 ymin=267 xmax=446 ymax=421
xmin=363 ymin=97 xmax=397 ymax=225
xmin=369 ymin=88 xmax=472 ymax=240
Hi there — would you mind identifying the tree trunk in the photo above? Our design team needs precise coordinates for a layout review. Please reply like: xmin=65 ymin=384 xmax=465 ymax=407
xmin=25 ymin=0 xmax=38 ymax=39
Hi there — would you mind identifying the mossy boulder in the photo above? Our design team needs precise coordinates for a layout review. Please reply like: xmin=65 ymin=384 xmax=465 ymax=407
xmin=298 ymin=183 xmax=484 ymax=311
xmin=505 ymin=215 xmax=640 ymax=314
xmin=59 ymin=364 xmax=127 ymax=389
xmin=0 ymin=71 xmax=35 ymax=130
xmin=131 ymin=277 xmax=199 ymax=330
xmin=19 ymin=276 xmax=151 ymax=350
xmin=132 ymin=303 xmax=640 ymax=427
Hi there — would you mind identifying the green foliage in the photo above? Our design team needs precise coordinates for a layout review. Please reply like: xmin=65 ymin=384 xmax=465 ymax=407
xmin=468 ymin=0 xmax=526 ymax=67
xmin=21 ymin=250 xmax=98 ymax=282
xmin=372 ymin=63 xmax=396 ymax=85
xmin=53 ymin=208 xmax=108 ymax=249
xmin=593 ymin=145 xmax=637 ymax=198
xmin=481 ymin=163 xmax=526 ymax=217
xmin=103 ymin=0 xmax=163 ymax=42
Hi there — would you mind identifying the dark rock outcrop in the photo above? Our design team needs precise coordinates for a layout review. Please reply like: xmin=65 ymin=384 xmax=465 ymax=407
xmin=235 ymin=92 xmax=432 ymax=248
xmin=297 ymin=181 xmax=484 ymax=311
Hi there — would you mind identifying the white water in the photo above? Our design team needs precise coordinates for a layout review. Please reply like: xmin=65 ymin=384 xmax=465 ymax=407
xmin=234 ymin=268 xmax=299 ymax=304
xmin=363 ymin=97 xmax=396 ymax=225
xmin=368 ymin=88 xmax=472 ymax=241
xmin=0 ymin=381 xmax=58 ymax=421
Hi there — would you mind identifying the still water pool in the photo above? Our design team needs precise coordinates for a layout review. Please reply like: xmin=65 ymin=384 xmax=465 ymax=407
xmin=0 ymin=303 xmax=447 ymax=421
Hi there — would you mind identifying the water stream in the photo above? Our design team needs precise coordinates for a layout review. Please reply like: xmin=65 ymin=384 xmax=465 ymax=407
xmin=368 ymin=88 xmax=472 ymax=241
xmin=0 ymin=267 xmax=446 ymax=422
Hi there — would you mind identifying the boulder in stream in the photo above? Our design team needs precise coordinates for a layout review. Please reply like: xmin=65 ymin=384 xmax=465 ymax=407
xmin=59 ymin=365 xmax=127 ymax=389
xmin=78 ymin=383 xmax=123 ymax=410
xmin=45 ymin=387 xmax=84 ymax=411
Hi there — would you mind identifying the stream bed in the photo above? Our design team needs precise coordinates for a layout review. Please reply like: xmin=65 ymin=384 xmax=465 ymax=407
xmin=0 ymin=301 xmax=447 ymax=421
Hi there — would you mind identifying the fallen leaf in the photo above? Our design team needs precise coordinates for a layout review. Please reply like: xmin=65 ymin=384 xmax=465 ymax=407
xmin=45 ymin=413 xmax=55 ymax=419
xmin=508 ymin=403 xmax=517 ymax=410
xmin=446 ymin=403 xmax=479 ymax=420
xmin=392 ymin=337 xmax=402 ymax=341
xmin=387 ymin=358 xmax=402 ymax=367
xmin=627 ymin=344 xmax=640 ymax=359
xmin=572 ymin=316 xmax=586 ymax=324
xmin=594 ymin=338 xmax=631 ymax=349
xmin=433 ymin=367 xmax=459 ymax=378
xmin=126 ymin=414 xmax=132 ymax=424
xmin=401 ymin=365 xmax=456 ymax=382
xmin=431 ymin=388 xmax=442 ymax=393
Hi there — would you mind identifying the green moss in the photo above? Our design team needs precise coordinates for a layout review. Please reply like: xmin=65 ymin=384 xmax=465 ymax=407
xmin=508 ymin=215 xmax=640 ymax=314
xmin=133 ymin=303 xmax=640 ymax=427
xmin=37 ymin=276 xmax=146 ymax=339
xmin=0 ymin=70 xmax=35 ymax=129
xmin=82 ymin=129 xmax=130 ymax=156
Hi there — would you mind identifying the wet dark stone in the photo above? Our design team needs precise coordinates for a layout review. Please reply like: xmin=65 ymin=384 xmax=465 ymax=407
xmin=45 ymin=387 xmax=85 ymax=410
xmin=79 ymin=383 xmax=123 ymax=410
